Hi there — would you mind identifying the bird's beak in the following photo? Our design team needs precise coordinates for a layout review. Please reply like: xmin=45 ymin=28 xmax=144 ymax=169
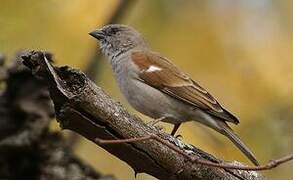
xmin=89 ymin=29 xmax=106 ymax=40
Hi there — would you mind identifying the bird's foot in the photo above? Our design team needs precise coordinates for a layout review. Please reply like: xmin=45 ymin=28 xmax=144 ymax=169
xmin=170 ymin=123 xmax=181 ymax=136
xmin=175 ymin=134 xmax=183 ymax=139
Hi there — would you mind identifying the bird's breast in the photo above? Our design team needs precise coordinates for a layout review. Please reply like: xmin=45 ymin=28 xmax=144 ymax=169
xmin=110 ymin=54 xmax=194 ymax=123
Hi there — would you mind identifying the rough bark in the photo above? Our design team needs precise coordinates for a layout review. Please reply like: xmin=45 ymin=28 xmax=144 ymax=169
xmin=21 ymin=50 xmax=264 ymax=180
xmin=0 ymin=53 xmax=114 ymax=180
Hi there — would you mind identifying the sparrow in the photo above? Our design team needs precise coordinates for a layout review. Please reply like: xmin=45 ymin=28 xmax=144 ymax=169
xmin=89 ymin=24 xmax=259 ymax=166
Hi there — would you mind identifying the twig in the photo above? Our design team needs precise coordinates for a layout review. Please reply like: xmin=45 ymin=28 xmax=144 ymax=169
xmin=107 ymin=0 xmax=136 ymax=24
xmin=96 ymin=134 xmax=293 ymax=171
xmin=95 ymin=135 xmax=152 ymax=144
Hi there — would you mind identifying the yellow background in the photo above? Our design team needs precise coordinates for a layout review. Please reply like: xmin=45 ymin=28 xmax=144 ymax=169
xmin=1 ymin=0 xmax=292 ymax=179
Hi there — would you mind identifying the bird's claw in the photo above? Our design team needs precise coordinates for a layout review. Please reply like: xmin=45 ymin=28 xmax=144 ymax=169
xmin=175 ymin=134 xmax=183 ymax=139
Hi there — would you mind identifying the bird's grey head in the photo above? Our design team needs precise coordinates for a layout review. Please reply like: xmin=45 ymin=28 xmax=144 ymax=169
xmin=89 ymin=24 xmax=148 ymax=59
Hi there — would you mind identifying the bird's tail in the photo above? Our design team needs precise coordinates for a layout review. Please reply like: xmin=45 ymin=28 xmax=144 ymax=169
xmin=216 ymin=121 xmax=260 ymax=166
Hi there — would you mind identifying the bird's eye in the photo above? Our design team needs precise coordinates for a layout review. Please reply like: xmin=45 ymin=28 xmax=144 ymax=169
xmin=107 ymin=28 xmax=119 ymax=35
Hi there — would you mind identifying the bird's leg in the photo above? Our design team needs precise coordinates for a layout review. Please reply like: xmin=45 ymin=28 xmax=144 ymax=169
xmin=147 ymin=117 xmax=165 ymax=126
xmin=171 ymin=123 xmax=181 ymax=136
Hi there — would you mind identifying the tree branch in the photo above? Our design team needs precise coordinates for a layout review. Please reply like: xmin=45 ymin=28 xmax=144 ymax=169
xmin=0 ymin=52 xmax=113 ymax=180
xmin=96 ymin=135 xmax=293 ymax=171
xmin=73 ymin=0 xmax=136 ymax=149
xmin=21 ymin=50 xmax=268 ymax=180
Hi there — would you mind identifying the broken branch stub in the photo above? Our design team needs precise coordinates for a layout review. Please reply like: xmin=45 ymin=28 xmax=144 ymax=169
xmin=21 ymin=50 xmax=264 ymax=180
xmin=0 ymin=52 xmax=112 ymax=179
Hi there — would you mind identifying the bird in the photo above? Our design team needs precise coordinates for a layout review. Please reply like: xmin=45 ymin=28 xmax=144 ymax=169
xmin=89 ymin=24 xmax=259 ymax=166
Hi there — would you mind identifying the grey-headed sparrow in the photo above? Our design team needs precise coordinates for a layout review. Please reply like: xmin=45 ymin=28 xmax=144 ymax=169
xmin=89 ymin=24 xmax=259 ymax=166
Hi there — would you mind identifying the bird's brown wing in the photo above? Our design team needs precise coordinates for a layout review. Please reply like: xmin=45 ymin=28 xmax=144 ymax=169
xmin=131 ymin=51 xmax=239 ymax=124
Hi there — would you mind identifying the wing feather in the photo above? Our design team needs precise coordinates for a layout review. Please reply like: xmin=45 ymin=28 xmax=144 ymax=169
xmin=131 ymin=51 xmax=239 ymax=124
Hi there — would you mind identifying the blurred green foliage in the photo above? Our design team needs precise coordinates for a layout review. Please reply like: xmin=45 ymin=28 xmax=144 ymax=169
xmin=1 ymin=0 xmax=292 ymax=179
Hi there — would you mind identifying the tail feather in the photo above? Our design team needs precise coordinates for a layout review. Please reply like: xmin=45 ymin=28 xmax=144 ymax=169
xmin=218 ymin=121 xmax=260 ymax=166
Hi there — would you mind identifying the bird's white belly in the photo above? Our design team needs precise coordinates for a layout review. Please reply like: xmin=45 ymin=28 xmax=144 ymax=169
xmin=118 ymin=77 xmax=192 ymax=124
